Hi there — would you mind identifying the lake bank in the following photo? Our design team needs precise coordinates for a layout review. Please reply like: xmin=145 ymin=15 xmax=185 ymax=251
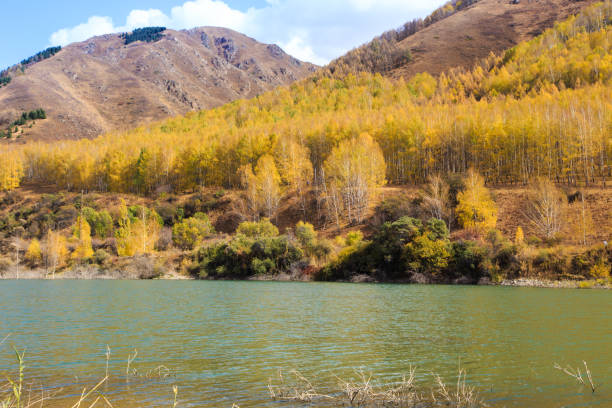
xmin=1 ymin=265 xmax=610 ymax=289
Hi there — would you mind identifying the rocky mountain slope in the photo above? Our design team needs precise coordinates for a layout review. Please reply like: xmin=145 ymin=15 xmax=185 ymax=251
xmin=327 ymin=0 xmax=594 ymax=78
xmin=0 ymin=27 xmax=317 ymax=141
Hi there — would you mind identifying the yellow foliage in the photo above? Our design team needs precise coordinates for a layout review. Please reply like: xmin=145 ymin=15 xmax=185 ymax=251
xmin=590 ymin=262 xmax=611 ymax=280
xmin=72 ymin=215 xmax=94 ymax=260
xmin=242 ymin=154 xmax=282 ymax=219
xmin=45 ymin=230 xmax=68 ymax=275
xmin=25 ymin=239 xmax=42 ymax=266
xmin=0 ymin=3 xmax=611 ymax=195
xmin=515 ymin=227 xmax=525 ymax=245
xmin=456 ymin=169 xmax=497 ymax=233
xmin=323 ymin=133 xmax=386 ymax=224
xmin=0 ymin=151 xmax=23 ymax=191
xmin=115 ymin=202 xmax=162 ymax=256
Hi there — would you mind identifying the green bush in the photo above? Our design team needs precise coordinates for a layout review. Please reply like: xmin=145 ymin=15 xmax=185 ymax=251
xmin=571 ymin=245 xmax=612 ymax=279
xmin=172 ymin=213 xmax=214 ymax=250
xmin=83 ymin=207 xmax=113 ymax=238
xmin=193 ymin=231 xmax=302 ymax=278
xmin=295 ymin=221 xmax=332 ymax=262
xmin=448 ymin=241 xmax=488 ymax=281
xmin=405 ymin=234 xmax=450 ymax=275
xmin=319 ymin=217 xmax=452 ymax=281
xmin=155 ymin=203 xmax=179 ymax=226
xmin=533 ymin=248 xmax=569 ymax=277
xmin=93 ymin=249 xmax=111 ymax=265
xmin=236 ymin=219 xmax=279 ymax=238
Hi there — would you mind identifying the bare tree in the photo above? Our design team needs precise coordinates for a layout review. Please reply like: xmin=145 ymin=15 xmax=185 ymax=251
xmin=422 ymin=174 xmax=452 ymax=230
xmin=524 ymin=178 xmax=565 ymax=239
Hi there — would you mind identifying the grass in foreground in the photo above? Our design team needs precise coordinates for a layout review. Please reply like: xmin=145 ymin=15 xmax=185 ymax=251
xmin=268 ymin=368 xmax=485 ymax=407
xmin=0 ymin=339 xmax=178 ymax=408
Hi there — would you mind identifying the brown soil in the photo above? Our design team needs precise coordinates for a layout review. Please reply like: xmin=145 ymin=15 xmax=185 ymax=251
xmin=390 ymin=0 xmax=595 ymax=79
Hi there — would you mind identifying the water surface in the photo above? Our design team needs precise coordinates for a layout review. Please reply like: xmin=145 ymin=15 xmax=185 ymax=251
xmin=0 ymin=281 xmax=610 ymax=407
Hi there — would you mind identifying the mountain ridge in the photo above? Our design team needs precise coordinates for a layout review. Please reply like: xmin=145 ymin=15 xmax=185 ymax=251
xmin=0 ymin=26 xmax=317 ymax=142
xmin=326 ymin=0 xmax=595 ymax=78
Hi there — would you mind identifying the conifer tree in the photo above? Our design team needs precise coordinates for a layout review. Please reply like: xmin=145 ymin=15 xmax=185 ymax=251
xmin=72 ymin=215 xmax=94 ymax=260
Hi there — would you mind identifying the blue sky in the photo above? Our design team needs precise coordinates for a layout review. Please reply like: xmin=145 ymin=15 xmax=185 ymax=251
xmin=0 ymin=0 xmax=444 ymax=69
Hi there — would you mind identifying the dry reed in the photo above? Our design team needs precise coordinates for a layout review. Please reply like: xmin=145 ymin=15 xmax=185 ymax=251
xmin=268 ymin=367 xmax=485 ymax=407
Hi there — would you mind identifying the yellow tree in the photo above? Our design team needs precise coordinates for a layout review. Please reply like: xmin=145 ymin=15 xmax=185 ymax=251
xmin=422 ymin=174 xmax=452 ymax=230
xmin=115 ymin=202 xmax=162 ymax=256
xmin=323 ymin=133 xmax=386 ymax=224
xmin=275 ymin=140 xmax=313 ymax=214
xmin=44 ymin=230 xmax=68 ymax=278
xmin=242 ymin=154 xmax=282 ymax=219
xmin=25 ymin=239 xmax=42 ymax=267
xmin=72 ymin=215 xmax=94 ymax=260
xmin=456 ymin=169 xmax=498 ymax=233
xmin=129 ymin=206 xmax=162 ymax=255
xmin=0 ymin=152 xmax=23 ymax=191
xmin=515 ymin=226 xmax=525 ymax=245
xmin=115 ymin=200 xmax=136 ymax=256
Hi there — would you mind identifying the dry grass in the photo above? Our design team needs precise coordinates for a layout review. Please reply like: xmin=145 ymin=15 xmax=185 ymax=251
xmin=1 ymin=343 xmax=178 ymax=408
xmin=390 ymin=0 xmax=595 ymax=79
xmin=268 ymin=367 xmax=485 ymax=407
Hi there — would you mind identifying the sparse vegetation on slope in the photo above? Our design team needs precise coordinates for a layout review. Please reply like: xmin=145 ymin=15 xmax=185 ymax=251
xmin=327 ymin=0 xmax=479 ymax=75
xmin=329 ymin=0 xmax=596 ymax=79
xmin=19 ymin=46 xmax=61 ymax=66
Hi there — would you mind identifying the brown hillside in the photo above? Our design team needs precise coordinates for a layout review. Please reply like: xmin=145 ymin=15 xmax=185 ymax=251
xmin=0 ymin=27 xmax=317 ymax=142
xmin=328 ymin=0 xmax=593 ymax=79
xmin=391 ymin=0 xmax=593 ymax=79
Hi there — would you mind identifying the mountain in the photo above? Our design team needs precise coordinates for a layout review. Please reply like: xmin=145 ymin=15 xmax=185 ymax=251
xmin=327 ymin=0 xmax=594 ymax=78
xmin=0 ymin=27 xmax=317 ymax=141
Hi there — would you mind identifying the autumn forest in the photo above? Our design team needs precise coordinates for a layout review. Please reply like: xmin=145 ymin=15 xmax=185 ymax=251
xmin=0 ymin=1 xmax=611 ymax=284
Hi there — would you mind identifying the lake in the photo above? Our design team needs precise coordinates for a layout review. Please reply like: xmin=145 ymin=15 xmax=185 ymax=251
xmin=0 ymin=281 xmax=610 ymax=407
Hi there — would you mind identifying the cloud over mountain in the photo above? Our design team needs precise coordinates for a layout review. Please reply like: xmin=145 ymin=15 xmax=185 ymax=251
xmin=49 ymin=0 xmax=441 ymax=64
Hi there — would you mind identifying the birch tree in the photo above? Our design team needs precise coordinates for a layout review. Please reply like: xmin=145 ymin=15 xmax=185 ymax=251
xmin=323 ymin=133 xmax=386 ymax=224
xmin=524 ymin=178 xmax=565 ymax=239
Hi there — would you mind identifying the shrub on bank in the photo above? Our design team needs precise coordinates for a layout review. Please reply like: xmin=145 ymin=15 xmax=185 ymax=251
xmin=317 ymin=217 xmax=453 ymax=282
xmin=172 ymin=213 xmax=214 ymax=250
xmin=192 ymin=220 xmax=303 ymax=278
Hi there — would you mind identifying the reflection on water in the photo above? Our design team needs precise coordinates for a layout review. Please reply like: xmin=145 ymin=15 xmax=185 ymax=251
xmin=0 ymin=281 xmax=611 ymax=407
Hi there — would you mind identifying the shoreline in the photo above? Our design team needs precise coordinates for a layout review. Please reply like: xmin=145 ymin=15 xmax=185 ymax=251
xmin=1 ymin=268 xmax=610 ymax=289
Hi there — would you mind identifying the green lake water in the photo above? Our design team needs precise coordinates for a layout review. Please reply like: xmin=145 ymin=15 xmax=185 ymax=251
xmin=0 ymin=281 xmax=610 ymax=407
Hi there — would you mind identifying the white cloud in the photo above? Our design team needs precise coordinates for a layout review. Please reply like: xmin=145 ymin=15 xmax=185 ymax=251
xmin=49 ymin=0 xmax=444 ymax=64
xmin=168 ymin=0 xmax=249 ymax=31
xmin=280 ymin=32 xmax=327 ymax=66
xmin=50 ymin=16 xmax=116 ymax=46
xmin=124 ymin=9 xmax=170 ymax=29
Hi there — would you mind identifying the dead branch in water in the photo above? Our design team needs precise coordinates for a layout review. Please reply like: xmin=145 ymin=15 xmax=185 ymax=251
xmin=554 ymin=361 xmax=597 ymax=393
xmin=268 ymin=369 xmax=333 ymax=402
